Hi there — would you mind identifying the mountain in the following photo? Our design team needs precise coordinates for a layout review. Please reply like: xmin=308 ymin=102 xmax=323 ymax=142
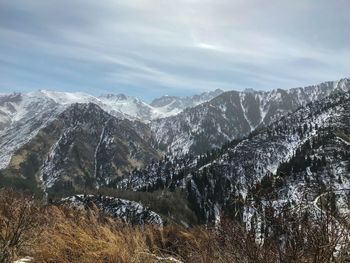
xmin=99 ymin=89 xmax=224 ymax=121
xmin=1 ymin=78 xmax=349 ymax=200
xmin=0 ymin=89 xmax=222 ymax=170
xmin=98 ymin=93 xmax=155 ymax=121
xmin=117 ymin=90 xmax=350 ymax=228
xmin=0 ymin=103 xmax=160 ymax=195
xmin=150 ymin=89 xmax=224 ymax=115
xmin=0 ymin=78 xmax=349 ymax=253
xmin=1 ymin=79 xmax=348 ymax=169
xmin=0 ymin=91 xmax=67 ymax=170
xmin=0 ymin=89 xmax=223 ymax=126
xmin=115 ymin=89 xmax=350 ymax=255
xmin=1 ymin=80 xmax=349 ymax=261
xmin=151 ymin=78 xmax=350 ymax=155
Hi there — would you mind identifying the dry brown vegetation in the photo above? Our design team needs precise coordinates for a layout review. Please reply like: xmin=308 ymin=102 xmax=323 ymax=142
xmin=15 ymin=205 xmax=263 ymax=263
xmin=1 ymin=189 xmax=349 ymax=263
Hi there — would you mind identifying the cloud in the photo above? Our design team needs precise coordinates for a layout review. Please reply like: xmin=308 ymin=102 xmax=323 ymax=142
xmin=0 ymin=0 xmax=349 ymax=100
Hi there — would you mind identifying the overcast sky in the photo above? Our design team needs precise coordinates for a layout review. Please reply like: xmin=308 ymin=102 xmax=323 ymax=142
xmin=0 ymin=0 xmax=349 ymax=101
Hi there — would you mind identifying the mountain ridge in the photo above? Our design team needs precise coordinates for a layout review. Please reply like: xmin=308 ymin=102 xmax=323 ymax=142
xmin=117 ymin=90 xmax=350 ymax=227
xmin=0 ymin=78 xmax=349 ymax=197
xmin=151 ymin=78 xmax=350 ymax=155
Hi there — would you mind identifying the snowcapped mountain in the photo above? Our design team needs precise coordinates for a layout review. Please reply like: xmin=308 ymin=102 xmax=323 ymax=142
xmin=151 ymin=78 xmax=350 ymax=155
xmin=98 ymin=93 xmax=155 ymax=121
xmin=150 ymin=89 xmax=224 ymax=116
xmin=0 ymin=102 xmax=160 ymax=194
xmin=117 ymin=90 xmax=350 ymax=230
xmin=98 ymin=89 xmax=224 ymax=121
xmin=0 ymin=91 xmax=66 ymax=170
xmin=0 ymin=78 xmax=349 ymax=201
xmin=1 ymin=79 xmax=347 ymax=170
xmin=0 ymin=78 xmax=349 ymax=246
xmin=0 ymin=89 xmax=221 ymax=170
xmin=0 ymin=89 xmax=223 ymax=129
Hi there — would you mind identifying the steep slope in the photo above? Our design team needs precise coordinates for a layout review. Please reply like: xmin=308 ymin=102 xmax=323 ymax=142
xmin=0 ymin=89 xmax=222 ymax=130
xmin=118 ymin=91 xmax=350 ymax=225
xmin=0 ymin=103 xmax=160 ymax=195
xmin=152 ymin=78 xmax=350 ymax=155
xmin=0 ymin=89 xmax=223 ymax=169
xmin=0 ymin=92 xmax=22 ymax=130
xmin=150 ymin=89 xmax=224 ymax=116
xmin=101 ymin=89 xmax=224 ymax=121
xmin=1 ymin=78 xmax=348 ymax=168
xmin=0 ymin=92 xmax=65 ymax=170
xmin=98 ymin=93 xmax=154 ymax=121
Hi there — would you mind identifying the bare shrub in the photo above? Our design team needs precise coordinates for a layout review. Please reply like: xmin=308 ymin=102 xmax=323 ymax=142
xmin=2 ymin=190 xmax=349 ymax=263
xmin=0 ymin=189 xmax=45 ymax=263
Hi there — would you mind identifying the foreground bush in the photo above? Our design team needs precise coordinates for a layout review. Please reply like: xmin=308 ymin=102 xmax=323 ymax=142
xmin=0 ymin=190 xmax=45 ymax=263
xmin=1 ymin=189 xmax=349 ymax=263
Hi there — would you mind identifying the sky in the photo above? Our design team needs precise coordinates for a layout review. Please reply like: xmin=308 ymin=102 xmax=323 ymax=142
xmin=0 ymin=0 xmax=349 ymax=101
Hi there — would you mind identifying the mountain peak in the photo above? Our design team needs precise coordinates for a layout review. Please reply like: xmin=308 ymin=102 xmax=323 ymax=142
xmin=150 ymin=89 xmax=224 ymax=109
xmin=99 ymin=93 xmax=128 ymax=101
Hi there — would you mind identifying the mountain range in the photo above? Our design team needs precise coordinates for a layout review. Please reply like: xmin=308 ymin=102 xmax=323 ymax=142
xmin=0 ymin=78 xmax=349 ymax=238
xmin=0 ymin=88 xmax=222 ymax=169
xmin=119 ymin=90 xmax=350 ymax=225
xmin=152 ymin=78 xmax=350 ymax=155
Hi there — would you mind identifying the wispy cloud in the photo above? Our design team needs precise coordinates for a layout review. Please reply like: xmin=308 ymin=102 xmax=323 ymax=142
xmin=0 ymin=0 xmax=349 ymax=100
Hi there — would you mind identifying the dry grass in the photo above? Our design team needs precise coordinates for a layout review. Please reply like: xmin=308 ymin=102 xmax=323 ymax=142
xmin=2 ymin=189 xmax=349 ymax=263
xmin=28 ymin=206 xmax=270 ymax=263
xmin=30 ymin=206 xmax=152 ymax=263
xmin=28 ymin=205 xmax=209 ymax=263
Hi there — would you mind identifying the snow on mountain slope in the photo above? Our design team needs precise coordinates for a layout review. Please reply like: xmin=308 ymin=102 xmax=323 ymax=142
xmin=0 ymin=92 xmax=65 ymax=169
xmin=98 ymin=93 xmax=154 ymax=121
xmin=118 ymin=91 xmax=350 ymax=225
xmin=99 ymin=89 xmax=224 ymax=121
xmin=0 ymin=89 xmax=221 ymax=169
xmin=42 ymin=103 xmax=159 ymax=190
xmin=151 ymin=78 xmax=350 ymax=155
xmin=0 ymin=90 xmax=108 ymax=170
xmin=0 ymin=103 xmax=160 ymax=194
xmin=0 ymin=78 xmax=349 ymax=170
xmin=150 ymin=89 xmax=224 ymax=116
xmin=0 ymin=89 xmax=223 ymax=129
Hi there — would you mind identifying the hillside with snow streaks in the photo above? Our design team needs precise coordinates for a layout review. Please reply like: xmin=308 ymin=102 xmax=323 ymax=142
xmin=0 ymin=89 xmax=221 ymax=170
xmin=1 ymin=79 xmax=350 ymax=248
xmin=0 ymin=92 xmax=65 ymax=169
xmin=118 ymin=91 xmax=350 ymax=225
xmin=152 ymin=78 xmax=350 ymax=155
xmin=0 ymin=78 xmax=349 ymax=195
xmin=150 ymin=89 xmax=224 ymax=115
xmin=0 ymin=103 xmax=160 ymax=194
